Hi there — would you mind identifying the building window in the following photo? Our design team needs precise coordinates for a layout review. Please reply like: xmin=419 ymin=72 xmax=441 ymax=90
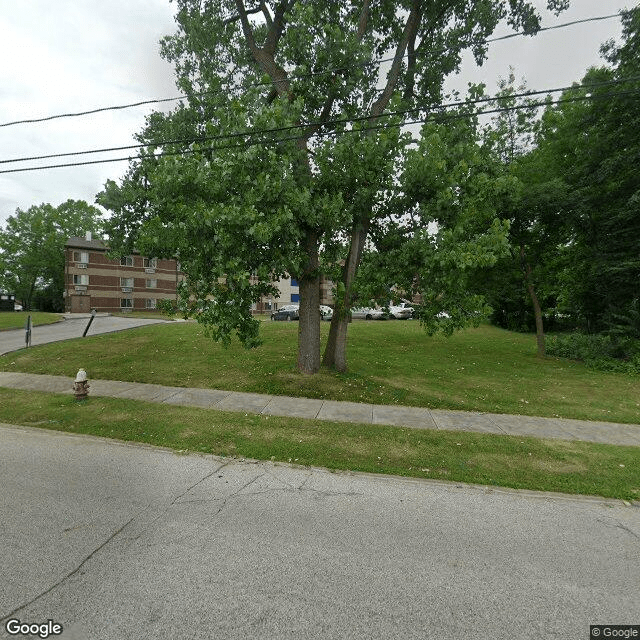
xmin=143 ymin=257 xmax=157 ymax=268
xmin=120 ymin=277 xmax=134 ymax=288
xmin=73 ymin=274 xmax=89 ymax=285
xmin=73 ymin=251 xmax=89 ymax=263
xmin=146 ymin=279 xmax=157 ymax=289
xmin=120 ymin=256 xmax=134 ymax=266
xmin=145 ymin=298 xmax=157 ymax=309
xmin=291 ymin=278 xmax=298 ymax=287
xmin=291 ymin=293 xmax=300 ymax=303
xmin=120 ymin=298 xmax=133 ymax=309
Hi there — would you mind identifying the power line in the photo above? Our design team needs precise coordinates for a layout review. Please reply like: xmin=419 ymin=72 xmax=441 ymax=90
xmin=486 ymin=13 xmax=622 ymax=44
xmin=2 ymin=75 xmax=638 ymax=167
xmin=0 ymin=12 xmax=624 ymax=130
xmin=1 ymin=88 xmax=638 ymax=175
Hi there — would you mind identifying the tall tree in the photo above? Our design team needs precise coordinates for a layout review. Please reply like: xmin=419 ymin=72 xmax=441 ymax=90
xmin=0 ymin=200 xmax=103 ymax=311
xmin=532 ymin=7 xmax=640 ymax=333
xmin=100 ymin=0 xmax=569 ymax=373
xmin=481 ymin=73 xmax=570 ymax=357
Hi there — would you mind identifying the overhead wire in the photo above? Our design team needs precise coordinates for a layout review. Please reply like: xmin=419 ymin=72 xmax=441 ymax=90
xmin=0 ymin=11 xmax=625 ymax=130
xmin=1 ymin=85 xmax=638 ymax=175
xmin=1 ymin=75 xmax=638 ymax=167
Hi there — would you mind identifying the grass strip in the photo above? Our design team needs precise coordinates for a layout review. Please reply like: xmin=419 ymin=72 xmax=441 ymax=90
xmin=0 ymin=312 xmax=62 ymax=331
xmin=1 ymin=388 xmax=638 ymax=501
xmin=2 ymin=322 xmax=639 ymax=424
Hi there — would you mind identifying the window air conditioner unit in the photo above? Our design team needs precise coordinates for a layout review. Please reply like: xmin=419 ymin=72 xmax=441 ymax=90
xmin=77 ymin=263 xmax=87 ymax=268
xmin=145 ymin=268 xmax=155 ymax=274
xmin=121 ymin=287 xmax=132 ymax=293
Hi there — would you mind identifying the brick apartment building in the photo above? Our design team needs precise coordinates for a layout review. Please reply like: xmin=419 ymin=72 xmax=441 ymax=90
xmin=65 ymin=234 xmax=334 ymax=314
xmin=64 ymin=234 xmax=182 ymax=314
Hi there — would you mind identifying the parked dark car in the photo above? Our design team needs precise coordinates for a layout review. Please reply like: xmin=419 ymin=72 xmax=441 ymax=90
xmin=271 ymin=308 xmax=299 ymax=321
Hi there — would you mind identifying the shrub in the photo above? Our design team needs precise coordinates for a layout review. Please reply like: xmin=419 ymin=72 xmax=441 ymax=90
xmin=547 ymin=332 xmax=640 ymax=374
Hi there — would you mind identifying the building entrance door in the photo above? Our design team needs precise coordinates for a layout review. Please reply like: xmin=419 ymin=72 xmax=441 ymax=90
xmin=71 ymin=295 xmax=91 ymax=313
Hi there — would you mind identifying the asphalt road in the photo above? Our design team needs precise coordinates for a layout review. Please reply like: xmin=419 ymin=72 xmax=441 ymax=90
xmin=0 ymin=316 xmax=169 ymax=355
xmin=1 ymin=424 xmax=638 ymax=640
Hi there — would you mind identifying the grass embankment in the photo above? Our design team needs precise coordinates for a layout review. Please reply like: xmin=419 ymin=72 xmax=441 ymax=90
xmin=0 ymin=312 xmax=62 ymax=331
xmin=1 ymin=387 xmax=638 ymax=500
xmin=1 ymin=321 xmax=638 ymax=499
xmin=1 ymin=321 xmax=638 ymax=424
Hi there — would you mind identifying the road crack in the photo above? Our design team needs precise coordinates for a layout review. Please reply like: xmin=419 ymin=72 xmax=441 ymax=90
xmin=0 ymin=513 xmax=139 ymax=622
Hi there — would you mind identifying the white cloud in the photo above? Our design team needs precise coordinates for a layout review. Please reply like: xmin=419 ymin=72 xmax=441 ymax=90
xmin=0 ymin=0 xmax=630 ymax=228
xmin=0 ymin=0 xmax=176 ymax=225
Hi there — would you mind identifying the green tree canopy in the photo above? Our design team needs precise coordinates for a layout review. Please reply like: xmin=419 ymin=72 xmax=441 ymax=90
xmin=526 ymin=7 xmax=640 ymax=333
xmin=0 ymin=200 xmax=104 ymax=311
xmin=99 ymin=0 xmax=569 ymax=373
xmin=354 ymin=98 xmax=513 ymax=333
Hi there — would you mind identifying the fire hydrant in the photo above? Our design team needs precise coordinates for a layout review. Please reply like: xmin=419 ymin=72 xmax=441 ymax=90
xmin=73 ymin=368 xmax=90 ymax=400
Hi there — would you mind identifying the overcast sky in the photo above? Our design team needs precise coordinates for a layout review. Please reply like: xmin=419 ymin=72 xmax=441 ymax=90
xmin=0 ymin=0 xmax=631 ymax=229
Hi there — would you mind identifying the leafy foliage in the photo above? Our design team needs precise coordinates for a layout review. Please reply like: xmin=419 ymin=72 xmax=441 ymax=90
xmin=547 ymin=332 xmax=640 ymax=374
xmin=355 ymin=105 xmax=513 ymax=335
xmin=533 ymin=8 xmax=640 ymax=333
xmin=475 ymin=7 xmax=640 ymax=367
xmin=0 ymin=201 xmax=103 ymax=311
xmin=99 ymin=0 xmax=569 ymax=372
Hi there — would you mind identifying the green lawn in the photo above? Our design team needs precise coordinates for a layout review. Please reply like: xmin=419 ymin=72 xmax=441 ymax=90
xmin=1 ymin=320 xmax=639 ymax=424
xmin=1 ymin=387 xmax=638 ymax=500
xmin=109 ymin=311 xmax=178 ymax=320
xmin=0 ymin=312 xmax=63 ymax=330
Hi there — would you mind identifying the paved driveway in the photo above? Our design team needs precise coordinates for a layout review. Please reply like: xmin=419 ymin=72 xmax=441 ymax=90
xmin=1 ymin=424 xmax=637 ymax=640
xmin=0 ymin=316 xmax=170 ymax=355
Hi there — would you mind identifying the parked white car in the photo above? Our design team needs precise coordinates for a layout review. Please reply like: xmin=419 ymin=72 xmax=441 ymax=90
xmin=320 ymin=305 xmax=333 ymax=321
xmin=351 ymin=307 xmax=386 ymax=320
xmin=272 ymin=304 xmax=333 ymax=321
xmin=389 ymin=302 xmax=413 ymax=319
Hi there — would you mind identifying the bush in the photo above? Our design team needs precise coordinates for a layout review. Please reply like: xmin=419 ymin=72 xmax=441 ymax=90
xmin=547 ymin=332 xmax=640 ymax=374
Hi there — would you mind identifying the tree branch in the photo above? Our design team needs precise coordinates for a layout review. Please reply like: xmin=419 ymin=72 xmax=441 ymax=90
xmin=260 ymin=1 xmax=273 ymax=27
xmin=234 ymin=0 xmax=291 ymax=97
xmin=303 ymin=0 xmax=370 ymax=142
xmin=223 ymin=4 xmax=262 ymax=25
xmin=264 ymin=0 xmax=295 ymax=56
xmin=403 ymin=32 xmax=417 ymax=101
xmin=370 ymin=0 xmax=423 ymax=118
xmin=233 ymin=0 xmax=260 ymax=50
xmin=357 ymin=0 xmax=370 ymax=39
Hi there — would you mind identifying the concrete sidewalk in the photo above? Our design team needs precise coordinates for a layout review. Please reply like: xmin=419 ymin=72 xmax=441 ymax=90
xmin=3 ymin=371 xmax=640 ymax=447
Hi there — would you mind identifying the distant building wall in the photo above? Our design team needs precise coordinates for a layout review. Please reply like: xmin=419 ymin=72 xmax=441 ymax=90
xmin=253 ymin=275 xmax=335 ymax=313
xmin=64 ymin=236 xmax=183 ymax=313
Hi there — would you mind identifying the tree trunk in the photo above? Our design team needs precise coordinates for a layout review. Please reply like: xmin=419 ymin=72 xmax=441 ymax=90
xmin=520 ymin=244 xmax=545 ymax=358
xmin=323 ymin=219 xmax=369 ymax=371
xmin=323 ymin=6 xmax=421 ymax=371
xmin=297 ymin=232 xmax=321 ymax=374
xmin=323 ymin=305 xmax=350 ymax=372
